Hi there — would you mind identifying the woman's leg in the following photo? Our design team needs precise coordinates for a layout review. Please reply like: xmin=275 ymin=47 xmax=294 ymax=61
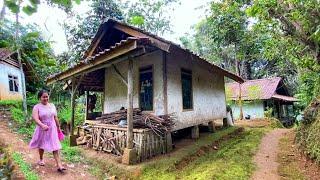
xmin=53 ymin=150 xmax=63 ymax=169
xmin=39 ymin=148 xmax=44 ymax=160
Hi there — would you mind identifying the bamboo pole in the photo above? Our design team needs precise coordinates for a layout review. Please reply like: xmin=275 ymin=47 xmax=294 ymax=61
xmin=127 ymin=59 xmax=134 ymax=149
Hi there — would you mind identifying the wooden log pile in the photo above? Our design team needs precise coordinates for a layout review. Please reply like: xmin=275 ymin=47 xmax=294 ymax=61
xmin=96 ymin=108 xmax=175 ymax=137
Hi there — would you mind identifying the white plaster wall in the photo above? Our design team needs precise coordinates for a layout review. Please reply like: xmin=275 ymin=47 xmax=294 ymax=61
xmin=103 ymin=50 xmax=165 ymax=115
xmin=231 ymin=101 xmax=265 ymax=119
xmin=166 ymin=50 xmax=227 ymax=130
xmin=0 ymin=63 xmax=23 ymax=100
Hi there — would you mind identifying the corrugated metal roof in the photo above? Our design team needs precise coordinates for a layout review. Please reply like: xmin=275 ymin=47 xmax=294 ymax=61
xmin=47 ymin=19 xmax=244 ymax=84
xmin=47 ymin=37 xmax=149 ymax=81
xmin=226 ymin=77 xmax=284 ymax=100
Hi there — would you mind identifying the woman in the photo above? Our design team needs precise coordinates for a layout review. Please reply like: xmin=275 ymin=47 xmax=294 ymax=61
xmin=29 ymin=90 xmax=66 ymax=173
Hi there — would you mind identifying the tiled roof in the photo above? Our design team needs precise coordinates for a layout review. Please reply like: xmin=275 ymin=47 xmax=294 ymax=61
xmin=226 ymin=77 xmax=283 ymax=100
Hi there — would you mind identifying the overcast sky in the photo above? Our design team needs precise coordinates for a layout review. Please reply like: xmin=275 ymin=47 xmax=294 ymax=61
xmin=1 ymin=0 xmax=212 ymax=55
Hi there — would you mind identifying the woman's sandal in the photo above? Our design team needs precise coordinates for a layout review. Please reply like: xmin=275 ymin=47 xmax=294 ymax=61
xmin=57 ymin=167 xmax=67 ymax=173
xmin=37 ymin=160 xmax=45 ymax=166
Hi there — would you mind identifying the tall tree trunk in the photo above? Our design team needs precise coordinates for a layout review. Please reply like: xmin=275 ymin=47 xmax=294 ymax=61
xmin=235 ymin=44 xmax=244 ymax=120
xmin=0 ymin=3 xmax=6 ymax=21
xmin=15 ymin=1 xmax=28 ymax=118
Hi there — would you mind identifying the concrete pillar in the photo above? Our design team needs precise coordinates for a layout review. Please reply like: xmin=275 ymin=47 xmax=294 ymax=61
xmin=208 ymin=121 xmax=216 ymax=133
xmin=122 ymin=148 xmax=137 ymax=165
xmin=191 ymin=125 xmax=199 ymax=139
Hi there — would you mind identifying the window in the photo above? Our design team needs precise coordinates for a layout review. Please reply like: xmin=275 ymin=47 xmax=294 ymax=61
xmin=139 ymin=66 xmax=153 ymax=111
xmin=181 ymin=69 xmax=193 ymax=110
xmin=8 ymin=75 xmax=19 ymax=92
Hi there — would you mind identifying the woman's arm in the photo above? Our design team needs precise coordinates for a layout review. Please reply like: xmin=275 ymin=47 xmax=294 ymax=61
xmin=52 ymin=104 xmax=61 ymax=131
xmin=32 ymin=106 xmax=49 ymax=131
xmin=54 ymin=115 xmax=61 ymax=131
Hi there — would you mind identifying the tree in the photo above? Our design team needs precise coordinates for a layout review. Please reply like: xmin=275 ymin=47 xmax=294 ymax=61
xmin=247 ymin=0 xmax=320 ymax=105
xmin=3 ymin=0 xmax=80 ymax=16
xmin=63 ymin=0 xmax=124 ymax=64
xmin=125 ymin=0 xmax=179 ymax=36
xmin=63 ymin=0 xmax=179 ymax=65
xmin=0 ymin=19 xmax=58 ymax=90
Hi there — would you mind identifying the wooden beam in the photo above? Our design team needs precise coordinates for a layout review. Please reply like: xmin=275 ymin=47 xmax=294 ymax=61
xmin=114 ymin=23 xmax=171 ymax=52
xmin=70 ymin=77 xmax=76 ymax=136
xmin=162 ymin=51 xmax=168 ymax=114
xmin=87 ymin=30 xmax=106 ymax=57
xmin=112 ymin=64 xmax=128 ymax=86
xmin=46 ymin=41 xmax=139 ymax=85
xmin=70 ymin=75 xmax=84 ymax=135
xmin=127 ymin=58 xmax=134 ymax=149
xmin=85 ymin=90 xmax=89 ymax=120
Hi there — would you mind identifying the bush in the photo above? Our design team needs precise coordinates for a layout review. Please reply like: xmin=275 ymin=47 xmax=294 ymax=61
xmin=10 ymin=108 xmax=25 ymax=125
xmin=296 ymin=96 xmax=320 ymax=164
xmin=267 ymin=117 xmax=284 ymax=129
xmin=264 ymin=107 xmax=273 ymax=118
xmin=0 ymin=100 xmax=22 ymax=108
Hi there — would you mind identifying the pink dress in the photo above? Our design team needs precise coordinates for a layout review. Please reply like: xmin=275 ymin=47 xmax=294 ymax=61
xmin=29 ymin=103 xmax=61 ymax=152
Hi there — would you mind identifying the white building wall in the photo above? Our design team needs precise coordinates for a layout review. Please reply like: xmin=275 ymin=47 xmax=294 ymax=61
xmin=166 ymin=50 xmax=227 ymax=130
xmin=0 ymin=63 xmax=23 ymax=100
xmin=103 ymin=50 xmax=165 ymax=115
xmin=230 ymin=101 xmax=265 ymax=119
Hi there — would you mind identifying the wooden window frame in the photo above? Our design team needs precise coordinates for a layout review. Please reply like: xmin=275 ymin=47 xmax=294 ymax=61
xmin=8 ymin=74 xmax=19 ymax=93
xmin=138 ymin=65 xmax=154 ymax=112
xmin=181 ymin=68 xmax=193 ymax=111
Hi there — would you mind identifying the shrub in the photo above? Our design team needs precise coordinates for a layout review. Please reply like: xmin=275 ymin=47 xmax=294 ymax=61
xmin=264 ymin=107 xmax=273 ymax=118
xmin=296 ymin=96 xmax=320 ymax=164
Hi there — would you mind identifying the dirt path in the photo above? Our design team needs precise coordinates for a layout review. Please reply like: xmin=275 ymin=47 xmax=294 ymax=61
xmin=0 ymin=120 xmax=95 ymax=180
xmin=251 ymin=128 xmax=291 ymax=180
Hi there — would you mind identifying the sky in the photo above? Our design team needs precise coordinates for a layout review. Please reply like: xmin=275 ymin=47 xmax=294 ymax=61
xmin=1 ymin=0 xmax=212 ymax=55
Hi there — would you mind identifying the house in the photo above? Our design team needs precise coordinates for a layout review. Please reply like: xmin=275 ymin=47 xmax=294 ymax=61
xmin=0 ymin=48 xmax=24 ymax=100
xmin=46 ymin=19 xmax=244 ymax=163
xmin=0 ymin=48 xmax=37 ymax=101
xmin=225 ymin=77 xmax=298 ymax=124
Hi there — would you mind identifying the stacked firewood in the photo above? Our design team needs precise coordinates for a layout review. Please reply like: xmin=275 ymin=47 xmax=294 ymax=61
xmin=96 ymin=108 xmax=175 ymax=137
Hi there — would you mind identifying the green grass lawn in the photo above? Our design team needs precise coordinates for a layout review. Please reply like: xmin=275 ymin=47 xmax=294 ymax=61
xmin=139 ymin=127 xmax=267 ymax=180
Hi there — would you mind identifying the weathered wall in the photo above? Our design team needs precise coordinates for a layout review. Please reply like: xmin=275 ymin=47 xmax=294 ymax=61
xmin=230 ymin=101 xmax=265 ymax=119
xmin=0 ymin=64 xmax=23 ymax=100
xmin=166 ymin=49 xmax=227 ymax=130
xmin=103 ymin=50 xmax=165 ymax=115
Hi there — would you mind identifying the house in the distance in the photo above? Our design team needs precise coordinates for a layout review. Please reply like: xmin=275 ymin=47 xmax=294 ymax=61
xmin=225 ymin=77 xmax=298 ymax=124
xmin=0 ymin=48 xmax=37 ymax=101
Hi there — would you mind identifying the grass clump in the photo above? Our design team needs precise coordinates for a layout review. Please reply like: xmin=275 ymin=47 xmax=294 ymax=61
xmin=61 ymin=138 xmax=86 ymax=163
xmin=268 ymin=118 xmax=285 ymax=129
xmin=139 ymin=127 xmax=266 ymax=180
xmin=12 ymin=152 xmax=39 ymax=180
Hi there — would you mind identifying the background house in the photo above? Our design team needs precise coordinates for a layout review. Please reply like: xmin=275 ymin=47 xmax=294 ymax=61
xmin=0 ymin=48 xmax=37 ymax=101
xmin=226 ymin=77 xmax=298 ymax=124
xmin=0 ymin=48 xmax=25 ymax=100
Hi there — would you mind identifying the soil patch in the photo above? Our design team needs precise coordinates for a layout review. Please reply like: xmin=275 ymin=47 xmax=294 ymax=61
xmin=251 ymin=128 xmax=290 ymax=180
xmin=0 ymin=120 xmax=95 ymax=180
xmin=278 ymin=130 xmax=320 ymax=180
